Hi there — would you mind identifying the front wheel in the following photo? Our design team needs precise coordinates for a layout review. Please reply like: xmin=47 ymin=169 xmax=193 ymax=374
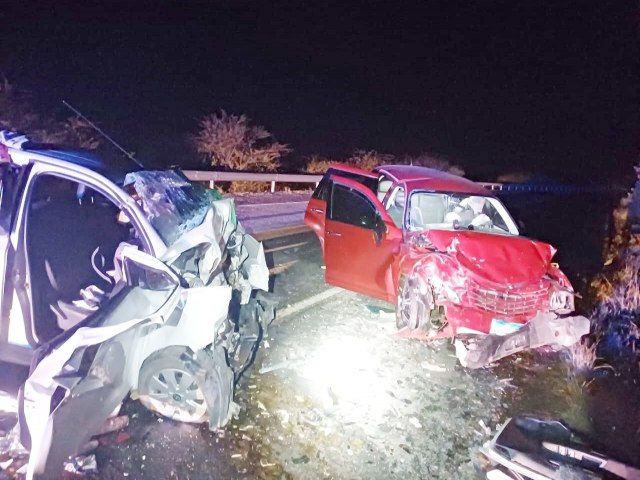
xmin=396 ymin=276 xmax=433 ymax=330
xmin=137 ymin=346 xmax=233 ymax=426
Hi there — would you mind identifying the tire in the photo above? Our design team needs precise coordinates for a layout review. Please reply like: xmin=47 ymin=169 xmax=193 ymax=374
xmin=396 ymin=275 xmax=432 ymax=330
xmin=137 ymin=346 xmax=233 ymax=426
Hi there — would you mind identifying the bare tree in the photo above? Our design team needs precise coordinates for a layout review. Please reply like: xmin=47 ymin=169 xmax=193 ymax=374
xmin=0 ymin=75 xmax=100 ymax=150
xmin=194 ymin=110 xmax=290 ymax=172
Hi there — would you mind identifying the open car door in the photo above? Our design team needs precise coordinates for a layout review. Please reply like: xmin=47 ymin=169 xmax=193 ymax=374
xmin=324 ymin=176 xmax=402 ymax=302
xmin=20 ymin=246 xmax=182 ymax=479
xmin=0 ymin=162 xmax=32 ymax=364
xmin=305 ymin=166 xmax=378 ymax=253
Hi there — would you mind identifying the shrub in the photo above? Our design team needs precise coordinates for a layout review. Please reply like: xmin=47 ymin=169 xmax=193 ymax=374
xmin=193 ymin=110 xmax=290 ymax=173
xmin=399 ymin=153 xmax=465 ymax=176
xmin=304 ymin=154 xmax=334 ymax=174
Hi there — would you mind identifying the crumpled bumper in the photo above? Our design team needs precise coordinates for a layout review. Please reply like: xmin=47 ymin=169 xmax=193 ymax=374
xmin=454 ymin=312 xmax=590 ymax=368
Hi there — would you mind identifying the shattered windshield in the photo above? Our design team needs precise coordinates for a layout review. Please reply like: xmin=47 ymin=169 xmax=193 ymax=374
xmin=406 ymin=191 xmax=519 ymax=235
xmin=124 ymin=170 xmax=219 ymax=245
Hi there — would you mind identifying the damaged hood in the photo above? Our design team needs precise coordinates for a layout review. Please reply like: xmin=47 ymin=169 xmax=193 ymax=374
xmin=421 ymin=229 xmax=556 ymax=287
xmin=126 ymin=170 xmax=269 ymax=296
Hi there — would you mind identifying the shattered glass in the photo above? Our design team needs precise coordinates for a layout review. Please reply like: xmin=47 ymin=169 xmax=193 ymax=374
xmin=124 ymin=170 xmax=217 ymax=246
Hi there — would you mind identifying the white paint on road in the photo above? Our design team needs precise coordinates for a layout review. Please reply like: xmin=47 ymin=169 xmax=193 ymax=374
xmin=276 ymin=287 xmax=343 ymax=320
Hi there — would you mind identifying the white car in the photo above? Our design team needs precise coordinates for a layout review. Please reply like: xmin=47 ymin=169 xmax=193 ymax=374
xmin=0 ymin=131 xmax=271 ymax=478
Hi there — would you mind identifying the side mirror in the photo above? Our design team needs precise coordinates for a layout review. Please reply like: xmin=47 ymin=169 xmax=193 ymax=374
xmin=118 ymin=246 xmax=180 ymax=292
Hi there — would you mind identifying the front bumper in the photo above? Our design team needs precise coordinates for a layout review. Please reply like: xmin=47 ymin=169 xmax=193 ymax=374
xmin=454 ymin=312 xmax=590 ymax=369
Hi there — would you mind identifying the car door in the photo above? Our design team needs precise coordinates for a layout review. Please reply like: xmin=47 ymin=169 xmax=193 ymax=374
xmin=304 ymin=166 xmax=378 ymax=253
xmin=324 ymin=176 xmax=402 ymax=301
xmin=21 ymin=247 xmax=182 ymax=479
xmin=0 ymin=162 xmax=33 ymax=363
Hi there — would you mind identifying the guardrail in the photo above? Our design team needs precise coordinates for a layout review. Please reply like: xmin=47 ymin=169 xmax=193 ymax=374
xmin=184 ymin=170 xmax=323 ymax=192
xmin=183 ymin=170 xmax=605 ymax=194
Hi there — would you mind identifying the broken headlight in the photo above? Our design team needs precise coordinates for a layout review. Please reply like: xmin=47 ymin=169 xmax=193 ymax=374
xmin=428 ymin=275 xmax=461 ymax=305
xmin=549 ymin=289 xmax=574 ymax=314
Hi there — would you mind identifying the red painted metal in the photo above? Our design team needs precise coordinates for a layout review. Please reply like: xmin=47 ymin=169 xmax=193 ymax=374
xmin=305 ymin=165 xmax=575 ymax=337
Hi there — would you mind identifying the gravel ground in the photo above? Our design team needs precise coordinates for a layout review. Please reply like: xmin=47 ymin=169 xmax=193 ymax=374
xmin=234 ymin=291 xmax=507 ymax=479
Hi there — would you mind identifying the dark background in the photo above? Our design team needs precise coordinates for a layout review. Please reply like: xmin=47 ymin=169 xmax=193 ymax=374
xmin=1 ymin=0 xmax=638 ymax=181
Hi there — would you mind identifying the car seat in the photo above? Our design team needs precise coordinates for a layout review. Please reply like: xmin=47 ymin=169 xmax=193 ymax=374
xmin=410 ymin=195 xmax=445 ymax=228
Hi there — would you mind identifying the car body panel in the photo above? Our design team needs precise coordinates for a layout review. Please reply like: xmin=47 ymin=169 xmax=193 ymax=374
xmin=421 ymin=229 xmax=556 ymax=286
xmin=24 ymin=251 xmax=182 ymax=478
xmin=324 ymin=175 xmax=401 ymax=301
xmin=376 ymin=165 xmax=492 ymax=196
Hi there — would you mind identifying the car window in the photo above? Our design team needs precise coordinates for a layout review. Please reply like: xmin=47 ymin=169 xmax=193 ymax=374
xmin=313 ymin=168 xmax=377 ymax=201
xmin=312 ymin=175 xmax=331 ymax=201
xmin=377 ymin=175 xmax=393 ymax=202
xmin=0 ymin=164 xmax=22 ymax=232
xmin=385 ymin=186 xmax=405 ymax=228
xmin=329 ymin=183 xmax=378 ymax=229
xmin=407 ymin=191 xmax=519 ymax=235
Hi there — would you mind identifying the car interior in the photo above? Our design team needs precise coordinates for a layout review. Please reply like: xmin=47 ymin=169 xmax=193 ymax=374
xmin=26 ymin=174 xmax=134 ymax=343
xmin=409 ymin=194 xmax=447 ymax=228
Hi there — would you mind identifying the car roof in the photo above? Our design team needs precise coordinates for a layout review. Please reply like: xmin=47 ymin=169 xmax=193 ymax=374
xmin=375 ymin=164 xmax=493 ymax=196
xmin=19 ymin=143 xmax=136 ymax=184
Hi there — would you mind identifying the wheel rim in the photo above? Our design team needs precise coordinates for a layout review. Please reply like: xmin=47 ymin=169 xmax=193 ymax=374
xmin=140 ymin=367 xmax=207 ymax=423
xmin=398 ymin=279 xmax=428 ymax=330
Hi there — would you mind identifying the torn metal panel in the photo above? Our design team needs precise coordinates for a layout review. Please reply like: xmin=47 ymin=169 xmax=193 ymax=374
xmin=159 ymin=198 xmax=269 ymax=303
xmin=22 ymin=248 xmax=183 ymax=479
xmin=20 ymin=205 xmax=269 ymax=476
xmin=196 ymin=346 xmax=235 ymax=429
xmin=455 ymin=313 xmax=590 ymax=369
xmin=480 ymin=416 xmax=640 ymax=479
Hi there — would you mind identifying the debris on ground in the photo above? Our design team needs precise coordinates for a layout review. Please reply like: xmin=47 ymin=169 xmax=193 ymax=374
xmin=63 ymin=454 xmax=98 ymax=475
xmin=480 ymin=415 xmax=640 ymax=479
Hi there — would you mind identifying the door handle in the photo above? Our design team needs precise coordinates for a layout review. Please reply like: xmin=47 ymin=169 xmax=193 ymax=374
xmin=310 ymin=208 xmax=324 ymax=214
xmin=326 ymin=230 xmax=342 ymax=237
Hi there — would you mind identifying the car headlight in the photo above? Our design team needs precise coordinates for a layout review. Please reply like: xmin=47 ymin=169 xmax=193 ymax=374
xmin=550 ymin=289 xmax=574 ymax=314
xmin=442 ymin=284 xmax=461 ymax=304
xmin=424 ymin=273 xmax=461 ymax=305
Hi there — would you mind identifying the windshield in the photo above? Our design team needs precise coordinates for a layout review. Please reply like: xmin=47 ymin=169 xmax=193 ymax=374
xmin=406 ymin=191 xmax=519 ymax=235
xmin=124 ymin=170 xmax=217 ymax=245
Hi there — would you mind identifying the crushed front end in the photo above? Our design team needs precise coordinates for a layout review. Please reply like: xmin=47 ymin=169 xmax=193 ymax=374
xmin=19 ymin=171 xmax=272 ymax=478
xmin=398 ymin=230 xmax=588 ymax=367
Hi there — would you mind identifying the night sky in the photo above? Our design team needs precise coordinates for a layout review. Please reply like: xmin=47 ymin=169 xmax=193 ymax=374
xmin=1 ymin=0 xmax=638 ymax=181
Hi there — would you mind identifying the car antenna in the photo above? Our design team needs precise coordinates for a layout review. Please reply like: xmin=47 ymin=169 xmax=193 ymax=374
xmin=62 ymin=100 xmax=145 ymax=168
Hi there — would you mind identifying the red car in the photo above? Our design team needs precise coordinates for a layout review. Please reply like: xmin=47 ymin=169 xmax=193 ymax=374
xmin=304 ymin=164 xmax=575 ymax=340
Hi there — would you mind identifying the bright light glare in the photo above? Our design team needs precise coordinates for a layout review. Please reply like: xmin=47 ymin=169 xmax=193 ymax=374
xmin=0 ymin=391 xmax=18 ymax=414
xmin=300 ymin=335 xmax=394 ymax=423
